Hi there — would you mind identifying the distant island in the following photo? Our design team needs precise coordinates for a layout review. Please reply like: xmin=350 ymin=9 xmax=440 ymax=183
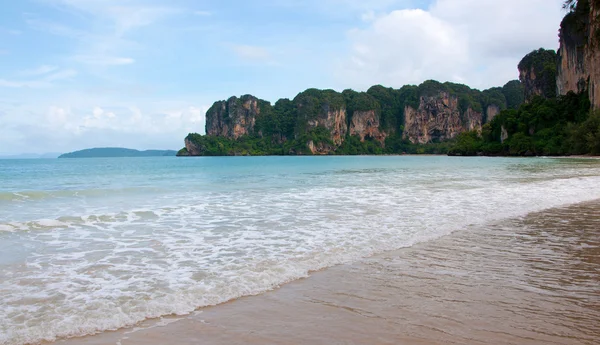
xmin=59 ymin=148 xmax=177 ymax=158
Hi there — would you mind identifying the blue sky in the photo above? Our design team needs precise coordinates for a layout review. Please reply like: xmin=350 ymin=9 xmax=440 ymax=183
xmin=0 ymin=0 xmax=565 ymax=154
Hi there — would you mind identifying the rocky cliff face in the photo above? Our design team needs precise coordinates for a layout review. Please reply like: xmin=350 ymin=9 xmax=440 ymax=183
xmin=305 ymin=107 xmax=348 ymax=146
xmin=486 ymin=104 xmax=501 ymax=123
xmin=518 ymin=49 xmax=557 ymax=101
xmin=205 ymin=95 xmax=261 ymax=139
xmin=349 ymin=110 xmax=386 ymax=144
xmin=186 ymin=80 xmax=518 ymax=156
xmin=184 ymin=137 xmax=203 ymax=156
xmin=307 ymin=140 xmax=335 ymax=155
xmin=587 ymin=1 xmax=600 ymax=109
xmin=520 ymin=68 xmax=544 ymax=100
xmin=402 ymin=92 xmax=483 ymax=144
xmin=557 ymin=0 xmax=600 ymax=109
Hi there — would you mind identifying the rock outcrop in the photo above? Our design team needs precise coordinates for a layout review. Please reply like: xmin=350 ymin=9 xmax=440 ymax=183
xmin=518 ymin=49 xmax=557 ymax=101
xmin=557 ymin=0 xmax=600 ymax=109
xmin=205 ymin=95 xmax=261 ymax=139
xmin=349 ymin=110 xmax=386 ymax=144
xmin=307 ymin=140 xmax=334 ymax=155
xmin=486 ymin=104 xmax=501 ymax=123
xmin=305 ymin=107 xmax=347 ymax=146
xmin=402 ymin=92 xmax=483 ymax=144
xmin=184 ymin=137 xmax=203 ymax=156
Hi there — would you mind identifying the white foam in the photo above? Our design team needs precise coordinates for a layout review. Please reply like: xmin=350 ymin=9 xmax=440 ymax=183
xmin=35 ymin=219 xmax=68 ymax=228
xmin=0 ymin=224 xmax=15 ymax=232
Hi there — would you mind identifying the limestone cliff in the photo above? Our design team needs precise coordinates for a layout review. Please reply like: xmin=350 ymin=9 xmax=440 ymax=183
xmin=304 ymin=108 xmax=348 ymax=146
xmin=294 ymin=89 xmax=348 ymax=148
xmin=557 ymin=0 xmax=600 ymax=109
xmin=183 ymin=81 xmax=520 ymax=156
xmin=486 ymin=104 xmax=501 ymax=123
xmin=588 ymin=2 xmax=600 ymax=108
xmin=348 ymin=110 xmax=386 ymax=144
xmin=402 ymin=92 xmax=483 ymax=144
xmin=184 ymin=137 xmax=203 ymax=156
xmin=307 ymin=140 xmax=335 ymax=155
xmin=518 ymin=49 xmax=557 ymax=101
xmin=205 ymin=95 xmax=261 ymax=139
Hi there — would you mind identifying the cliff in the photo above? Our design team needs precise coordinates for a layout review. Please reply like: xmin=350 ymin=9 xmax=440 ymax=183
xmin=349 ymin=110 xmax=386 ymax=144
xmin=294 ymin=89 xmax=348 ymax=148
xmin=205 ymin=95 xmax=263 ymax=139
xmin=402 ymin=91 xmax=483 ymax=144
xmin=518 ymin=48 xmax=558 ymax=101
xmin=182 ymin=80 xmax=520 ymax=156
xmin=557 ymin=0 xmax=600 ymax=109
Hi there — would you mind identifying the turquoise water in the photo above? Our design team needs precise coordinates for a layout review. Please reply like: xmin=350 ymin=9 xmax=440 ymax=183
xmin=1 ymin=156 xmax=600 ymax=345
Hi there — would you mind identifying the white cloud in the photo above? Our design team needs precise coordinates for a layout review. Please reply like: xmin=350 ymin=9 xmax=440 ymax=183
xmin=25 ymin=17 xmax=84 ymax=39
xmin=105 ymin=6 xmax=180 ymax=35
xmin=49 ymin=1 xmax=178 ymax=33
xmin=20 ymin=65 xmax=59 ymax=76
xmin=73 ymin=55 xmax=135 ymax=65
xmin=22 ymin=102 xmax=208 ymax=151
xmin=230 ymin=44 xmax=271 ymax=61
xmin=92 ymin=106 xmax=115 ymax=119
xmin=47 ymin=106 xmax=76 ymax=132
xmin=0 ymin=79 xmax=50 ymax=88
xmin=361 ymin=10 xmax=376 ymax=22
xmin=28 ymin=1 xmax=177 ymax=74
xmin=0 ymin=28 xmax=22 ymax=35
xmin=129 ymin=106 xmax=143 ymax=124
xmin=338 ymin=0 xmax=565 ymax=90
xmin=0 ymin=68 xmax=77 ymax=88
xmin=45 ymin=69 xmax=78 ymax=81
xmin=160 ymin=106 xmax=207 ymax=133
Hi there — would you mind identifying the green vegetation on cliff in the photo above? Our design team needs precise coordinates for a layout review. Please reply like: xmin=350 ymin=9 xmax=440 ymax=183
xmin=448 ymin=92 xmax=597 ymax=156
xmin=181 ymin=79 xmax=524 ymax=156
xmin=185 ymin=86 xmax=599 ymax=157
xmin=502 ymin=80 xmax=526 ymax=109
xmin=519 ymin=48 xmax=558 ymax=99
xmin=447 ymin=8 xmax=600 ymax=157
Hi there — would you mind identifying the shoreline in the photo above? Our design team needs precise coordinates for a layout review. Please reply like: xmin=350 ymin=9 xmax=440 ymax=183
xmin=58 ymin=200 xmax=600 ymax=345
xmin=175 ymin=153 xmax=600 ymax=158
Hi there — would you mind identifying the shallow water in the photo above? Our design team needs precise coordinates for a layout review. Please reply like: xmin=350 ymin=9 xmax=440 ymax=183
xmin=60 ymin=200 xmax=600 ymax=345
xmin=1 ymin=156 xmax=600 ymax=345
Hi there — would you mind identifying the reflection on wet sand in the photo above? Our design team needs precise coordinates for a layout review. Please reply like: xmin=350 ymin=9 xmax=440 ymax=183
xmin=61 ymin=201 xmax=600 ymax=345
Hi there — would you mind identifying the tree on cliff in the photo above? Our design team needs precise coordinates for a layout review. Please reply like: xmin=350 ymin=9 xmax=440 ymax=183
xmin=564 ymin=0 xmax=577 ymax=11
xmin=518 ymin=49 xmax=557 ymax=100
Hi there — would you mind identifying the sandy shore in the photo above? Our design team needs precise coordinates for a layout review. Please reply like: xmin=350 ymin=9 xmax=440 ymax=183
xmin=58 ymin=201 xmax=600 ymax=345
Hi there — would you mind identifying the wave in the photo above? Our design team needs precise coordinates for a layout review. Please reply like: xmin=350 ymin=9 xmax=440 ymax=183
xmin=0 ymin=210 xmax=165 ymax=233
xmin=0 ymin=187 xmax=166 ymax=203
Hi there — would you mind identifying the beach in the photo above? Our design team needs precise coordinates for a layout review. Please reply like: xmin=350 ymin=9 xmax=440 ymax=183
xmin=60 ymin=200 xmax=600 ymax=345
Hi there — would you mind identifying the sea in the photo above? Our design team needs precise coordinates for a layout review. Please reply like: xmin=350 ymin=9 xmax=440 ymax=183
xmin=1 ymin=156 xmax=600 ymax=345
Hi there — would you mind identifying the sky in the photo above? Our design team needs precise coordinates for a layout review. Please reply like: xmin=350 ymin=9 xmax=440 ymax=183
xmin=0 ymin=0 xmax=566 ymax=154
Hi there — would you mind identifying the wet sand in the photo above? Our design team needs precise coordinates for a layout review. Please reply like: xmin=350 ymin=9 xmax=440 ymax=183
xmin=59 ymin=201 xmax=600 ymax=345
